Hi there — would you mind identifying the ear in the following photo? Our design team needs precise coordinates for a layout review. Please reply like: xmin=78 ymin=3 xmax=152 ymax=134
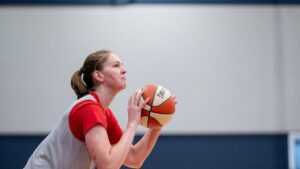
xmin=93 ymin=71 xmax=104 ymax=83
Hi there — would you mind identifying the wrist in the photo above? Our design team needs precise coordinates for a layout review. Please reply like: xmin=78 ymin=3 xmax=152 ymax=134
xmin=150 ymin=127 xmax=162 ymax=132
xmin=127 ymin=122 xmax=139 ymax=129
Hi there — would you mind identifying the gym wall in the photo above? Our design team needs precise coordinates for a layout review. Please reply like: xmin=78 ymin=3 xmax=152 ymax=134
xmin=0 ymin=2 xmax=299 ymax=169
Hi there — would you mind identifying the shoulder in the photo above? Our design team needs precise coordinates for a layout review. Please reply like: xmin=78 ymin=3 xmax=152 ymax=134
xmin=69 ymin=100 xmax=105 ymax=122
xmin=71 ymin=97 xmax=102 ymax=113
xmin=69 ymin=99 xmax=107 ymax=142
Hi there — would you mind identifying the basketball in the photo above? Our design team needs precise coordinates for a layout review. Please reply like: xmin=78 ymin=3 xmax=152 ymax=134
xmin=138 ymin=84 xmax=176 ymax=128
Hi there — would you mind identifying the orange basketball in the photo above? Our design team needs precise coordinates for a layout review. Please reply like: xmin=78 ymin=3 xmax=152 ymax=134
xmin=138 ymin=84 xmax=176 ymax=128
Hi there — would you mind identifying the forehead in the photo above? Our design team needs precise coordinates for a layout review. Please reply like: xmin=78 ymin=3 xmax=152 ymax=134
xmin=106 ymin=53 xmax=122 ymax=63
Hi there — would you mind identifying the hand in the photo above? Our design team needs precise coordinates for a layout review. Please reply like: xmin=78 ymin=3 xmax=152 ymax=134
xmin=127 ymin=89 xmax=150 ymax=128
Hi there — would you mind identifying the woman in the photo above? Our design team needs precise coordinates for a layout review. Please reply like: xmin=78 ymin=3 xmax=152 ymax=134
xmin=24 ymin=50 xmax=175 ymax=169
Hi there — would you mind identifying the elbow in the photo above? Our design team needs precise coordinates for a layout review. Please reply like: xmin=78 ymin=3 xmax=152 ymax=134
xmin=124 ymin=158 xmax=145 ymax=169
xmin=125 ymin=162 xmax=144 ymax=169
xmin=96 ymin=162 xmax=123 ymax=169
xmin=94 ymin=155 xmax=123 ymax=169
xmin=134 ymin=161 xmax=144 ymax=169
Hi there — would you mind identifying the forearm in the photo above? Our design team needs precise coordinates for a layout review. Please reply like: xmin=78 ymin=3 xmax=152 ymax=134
xmin=103 ymin=124 xmax=138 ymax=169
xmin=135 ymin=128 xmax=161 ymax=156
xmin=125 ymin=128 xmax=161 ymax=167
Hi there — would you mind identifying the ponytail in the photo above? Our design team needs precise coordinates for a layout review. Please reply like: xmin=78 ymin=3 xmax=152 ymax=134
xmin=70 ymin=49 xmax=112 ymax=99
xmin=70 ymin=69 xmax=89 ymax=99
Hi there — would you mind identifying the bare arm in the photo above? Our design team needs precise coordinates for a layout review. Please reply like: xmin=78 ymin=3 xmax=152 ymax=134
xmin=85 ymin=90 xmax=148 ymax=169
xmin=85 ymin=123 xmax=138 ymax=169
xmin=124 ymin=128 xmax=161 ymax=168
xmin=124 ymin=95 xmax=176 ymax=168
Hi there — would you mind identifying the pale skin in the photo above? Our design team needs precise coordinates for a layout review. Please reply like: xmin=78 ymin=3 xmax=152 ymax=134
xmin=85 ymin=53 xmax=176 ymax=169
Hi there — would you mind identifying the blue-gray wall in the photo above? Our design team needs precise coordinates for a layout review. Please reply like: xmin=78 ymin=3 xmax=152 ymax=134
xmin=0 ymin=134 xmax=288 ymax=169
xmin=0 ymin=1 xmax=299 ymax=169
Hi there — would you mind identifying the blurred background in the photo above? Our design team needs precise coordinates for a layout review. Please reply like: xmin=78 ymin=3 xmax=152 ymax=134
xmin=0 ymin=0 xmax=299 ymax=168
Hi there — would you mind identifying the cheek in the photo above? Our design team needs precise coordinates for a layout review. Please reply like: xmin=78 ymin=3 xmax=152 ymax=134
xmin=105 ymin=71 xmax=120 ymax=81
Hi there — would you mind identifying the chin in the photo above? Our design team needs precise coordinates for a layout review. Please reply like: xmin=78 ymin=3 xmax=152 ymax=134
xmin=117 ymin=83 xmax=126 ymax=91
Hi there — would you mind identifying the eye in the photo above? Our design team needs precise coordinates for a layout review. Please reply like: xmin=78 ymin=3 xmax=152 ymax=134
xmin=114 ymin=63 xmax=120 ymax=67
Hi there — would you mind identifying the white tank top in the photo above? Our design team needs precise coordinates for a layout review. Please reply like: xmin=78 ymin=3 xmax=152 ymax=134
xmin=24 ymin=94 xmax=97 ymax=169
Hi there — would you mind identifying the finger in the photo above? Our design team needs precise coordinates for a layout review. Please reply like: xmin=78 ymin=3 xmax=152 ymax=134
xmin=129 ymin=90 xmax=138 ymax=107
xmin=128 ymin=95 xmax=133 ymax=107
xmin=128 ymin=91 xmax=137 ymax=108
xmin=134 ymin=89 xmax=144 ymax=105
xmin=137 ymin=89 xmax=144 ymax=106
xmin=144 ymin=97 xmax=150 ymax=104
xmin=139 ymin=97 xmax=150 ymax=109
xmin=131 ymin=93 xmax=136 ymax=106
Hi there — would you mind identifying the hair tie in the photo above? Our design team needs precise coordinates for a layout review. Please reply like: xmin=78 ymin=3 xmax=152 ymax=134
xmin=80 ymin=72 xmax=88 ymax=88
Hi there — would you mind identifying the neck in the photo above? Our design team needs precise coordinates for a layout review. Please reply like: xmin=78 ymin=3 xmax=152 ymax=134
xmin=94 ymin=86 xmax=118 ymax=109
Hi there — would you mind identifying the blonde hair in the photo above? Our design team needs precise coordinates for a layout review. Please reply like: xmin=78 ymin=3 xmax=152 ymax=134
xmin=70 ymin=50 xmax=112 ymax=99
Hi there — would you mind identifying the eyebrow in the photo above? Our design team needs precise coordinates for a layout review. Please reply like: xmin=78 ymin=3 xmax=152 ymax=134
xmin=111 ymin=60 xmax=123 ymax=65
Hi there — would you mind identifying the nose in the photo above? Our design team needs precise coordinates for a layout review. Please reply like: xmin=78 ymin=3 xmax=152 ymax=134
xmin=121 ymin=66 xmax=127 ymax=74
